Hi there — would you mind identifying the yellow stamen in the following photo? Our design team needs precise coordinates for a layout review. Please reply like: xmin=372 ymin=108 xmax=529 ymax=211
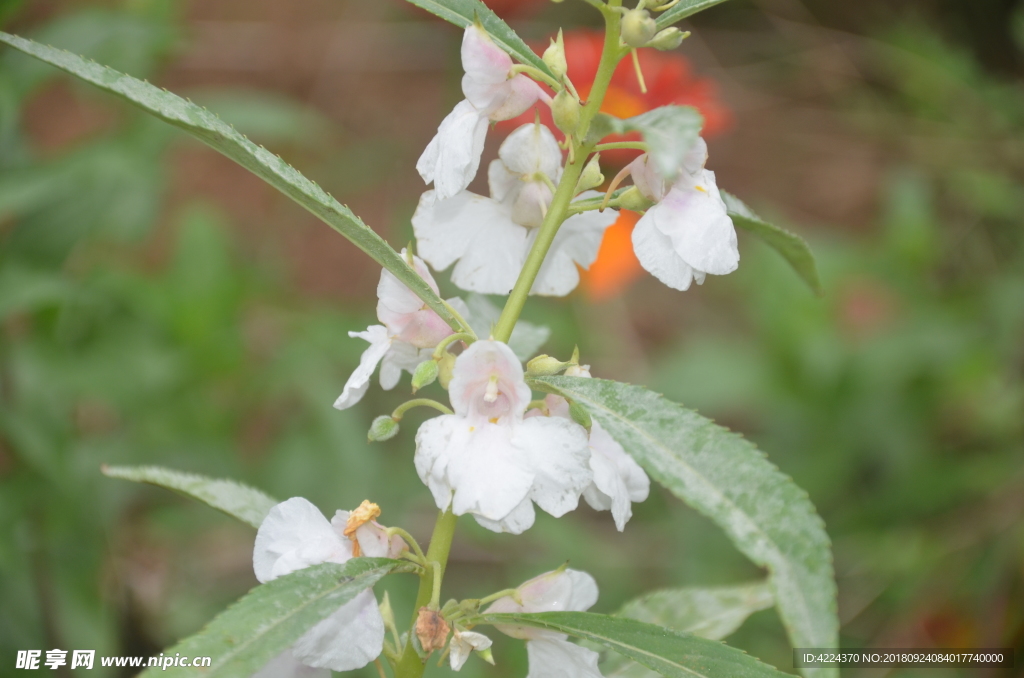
xmin=695 ymin=185 xmax=707 ymax=193
xmin=344 ymin=500 xmax=381 ymax=556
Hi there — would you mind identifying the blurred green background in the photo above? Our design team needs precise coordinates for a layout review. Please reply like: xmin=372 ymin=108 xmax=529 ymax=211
xmin=1 ymin=0 xmax=1022 ymax=676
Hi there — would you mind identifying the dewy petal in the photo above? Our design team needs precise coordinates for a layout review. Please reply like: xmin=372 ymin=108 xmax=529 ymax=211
xmin=292 ymin=589 xmax=385 ymax=672
xmin=412 ymin=190 xmax=529 ymax=295
xmin=531 ymin=201 xmax=618 ymax=296
xmin=583 ymin=420 xmax=650 ymax=532
xmin=525 ymin=638 xmax=603 ymax=678
xmin=333 ymin=326 xmax=392 ymax=410
xmin=253 ymin=498 xmax=352 ymax=584
xmin=499 ymin=123 xmax=563 ymax=179
xmin=450 ymin=630 xmax=493 ymax=671
xmin=632 ymin=208 xmax=697 ymax=291
xmin=250 ymin=649 xmax=331 ymax=678
xmin=416 ymin=100 xmax=489 ymax=200
xmin=655 ymin=170 xmax=739 ymax=276
xmin=514 ymin=417 xmax=591 ymax=518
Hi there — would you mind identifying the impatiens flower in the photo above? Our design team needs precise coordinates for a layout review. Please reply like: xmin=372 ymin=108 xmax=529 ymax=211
xmin=528 ymin=364 xmax=649 ymax=531
xmin=486 ymin=568 xmax=603 ymax=678
xmin=417 ymin=25 xmax=548 ymax=200
xmin=251 ymin=650 xmax=329 ymax=678
xmin=334 ymin=250 xmax=467 ymax=409
xmin=449 ymin=629 xmax=493 ymax=671
xmin=252 ymin=498 xmax=405 ymax=673
xmin=414 ymin=340 xmax=592 ymax=534
xmin=413 ymin=123 xmax=618 ymax=296
xmin=629 ymin=138 xmax=739 ymax=291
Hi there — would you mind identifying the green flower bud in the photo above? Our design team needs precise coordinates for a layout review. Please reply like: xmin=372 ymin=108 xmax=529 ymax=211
xmin=620 ymin=9 xmax=657 ymax=48
xmin=527 ymin=354 xmax=570 ymax=377
xmin=648 ymin=27 xmax=689 ymax=51
xmin=437 ymin=351 xmax=457 ymax=389
xmin=617 ymin=186 xmax=656 ymax=212
xmin=477 ymin=647 xmax=496 ymax=665
xmin=568 ymin=399 xmax=592 ymax=432
xmin=575 ymin=154 xmax=605 ymax=193
xmin=542 ymin=30 xmax=567 ymax=80
xmin=552 ymin=90 xmax=581 ymax=136
xmin=411 ymin=359 xmax=439 ymax=392
xmin=368 ymin=415 xmax=399 ymax=442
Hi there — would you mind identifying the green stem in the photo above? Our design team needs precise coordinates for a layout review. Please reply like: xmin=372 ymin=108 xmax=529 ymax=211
xmin=492 ymin=4 xmax=626 ymax=343
xmin=509 ymin=64 xmax=563 ymax=91
xmin=432 ymin=332 xmax=475 ymax=360
xmin=594 ymin=141 xmax=648 ymax=152
xmin=391 ymin=398 xmax=453 ymax=420
xmin=395 ymin=510 xmax=458 ymax=678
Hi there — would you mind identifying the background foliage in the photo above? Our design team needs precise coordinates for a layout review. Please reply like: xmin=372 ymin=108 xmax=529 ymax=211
xmin=1 ymin=0 xmax=1021 ymax=676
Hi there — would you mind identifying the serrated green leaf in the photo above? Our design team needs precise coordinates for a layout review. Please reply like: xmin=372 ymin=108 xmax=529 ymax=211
xmin=591 ymin=106 xmax=703 ymax=180
xmin=0 ymin=31 xmax=466 ymax=333
xmin=531 ymin=376 xmax=838 ymax=678
xmin=402 ymin=0 xmax=553 ymax=79
xmin=102 ymin=465 xmax=277 ymax=529
xmin=473 ymin=611 xmax=790 ymax=678
xmin=655 ymin=0 xmax=733 ymax=30
xmin=139 ymin=559 xmax=404 ymax=678
xmin=603 ymin=583 xmax=775 ymax=678
xmin=722 ymin=191 xmax=823 ymax=296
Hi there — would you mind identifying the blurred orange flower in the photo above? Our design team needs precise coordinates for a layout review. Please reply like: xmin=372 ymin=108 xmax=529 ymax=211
xmin=499 ymin=31 xmax=732 ymax=300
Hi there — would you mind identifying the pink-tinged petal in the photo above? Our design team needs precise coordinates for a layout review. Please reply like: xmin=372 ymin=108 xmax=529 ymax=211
xmin=490 ymin=74 xmax=546 ymax=121
xmin=498 ymin=123 xmax=563 ymax=179
xmin=514 ymin=417 xmax=591 ymax=518
xmin=656 ymin=170 xmax=739 ymax=276
xmin=377 ymin=250 xmax=440 ymax=319
xmin=448 ymin=340 xmax=532 ymax=421
xmin=334 ymin=326 xmax=392 ymax=410
xmin=531 ymin=201 xmax=618 ymax=296
xmin=632 ymin=209 xmax=697 ymax=291
xmin=416 ymin=100 xmax=489 ymax=200
xmin=461 ymin=26 xmax=514 ymax=112
xmin=250 ymin=649 xmax=331 ymax=678
xmin=450 ymin=630 xmax=493 ymax=671
xmin=525 ymin=638 xmax=603 ymax=678
xmin=253 ymin=498 xmax=351 ymax=584
xmin=292 ymin=589 xmax=384 ymax=672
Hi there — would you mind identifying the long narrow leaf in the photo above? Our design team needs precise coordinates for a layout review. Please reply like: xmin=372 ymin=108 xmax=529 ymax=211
xmin=532 ymin=376 xmax=839 ymax=678
xmin=655 ymin=0 xmax=733 ymax=30
xmin=0 ymin=31 xmax=466 ymax=333
xmin=102 ymin=465 xmax=277 ymax=529
xmin=403 ymin=0 xmax=553 ymax=78
xmin=473 ymin=611 xmax=790 ymax=678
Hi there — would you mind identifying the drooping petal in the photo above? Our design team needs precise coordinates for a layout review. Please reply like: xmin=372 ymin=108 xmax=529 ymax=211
xmin=416 ymin=100 xmax=489 ymax=200
xmin=487 ymin=569 xmax=599 ymax=638
xmin=582 ymin=420 xmax=650 ymax=531
xmin=450 ymin=630 xmax=493 ymax=671
xmin=632 ymin=208 xmax=698 ymax=291
xmin=333 ymin=326 xmax=392 ymax=410
xmin=654 ymin=170 xmax=738 ymax=276
xmin=414 ymin=416 xmax=460 ymax=512
xmin=525 ymin=638 xmax=603 ymax=678
xmin=253 ymin=498 xmax=351 ymax=584
xmin=445 ymin=424 xmax=536 ymax=524
xmin=292 ymin=589 xmax=385 ymax=672
xmin=531 ymin=203 xmax=618 ymax=296
xmin=250 ymin=649 xmax=331 ymax=678
xmin=461 ymin=26 xmax=515 ymax=113
xmin=447 ymin=340 xmax=533 ymax=422
xmin=471 ymin=495 xmax=536 ymax=534
xmin=514 ymin=417 xmax=592 ymax=518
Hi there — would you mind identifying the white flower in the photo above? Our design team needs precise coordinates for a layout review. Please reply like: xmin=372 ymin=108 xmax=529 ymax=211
xmin=413 ymin=123 xmax=617 ymax=296
xmin=252 ymin=498 xmax=405 ymax=673
xmin=530 ymin=365 xmax=649 ymax=531
xmin=250 ymin=649 xmax=330 ymax=678
xmin=486 ymin=569 xmax=604 ymax=678
xmin=334 ymin=250 xmax=467 ymax=409
xmin=449 ymin=629 xmax=493 ymax=671
xmin=414 ymin=340 xmax=592 ymax=534
xmin=629 ymin=138 xmax=739 ymax=291
xmin=417 ymin=25 xmax=549 ymax=200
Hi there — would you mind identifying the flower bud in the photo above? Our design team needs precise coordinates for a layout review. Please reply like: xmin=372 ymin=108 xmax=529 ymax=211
xmin=415 ymin=607 xmax=450 ymax=653
xmin=527 ymin=354 xmax=570 ymax=377
xmin=437 ymin=351 xmax=457 ymax=389
xmin=411 ymin=359 xmax=439 ymax=392
xmin=620 ymin=9 xmax=657 ymax=48
xmin=368 ymin=415 xmax=399 ymax=442
xmin=551 ymin=90 xmax=581 ymax=136
xmin=575 ymin=154 xmax=605 ymax=193
xmin=617 ymin=186 xmax=656 ymax=212
xmin=542 ymin=30 xmax=567 ymax=80
xmin=476 ymin=647 xmax=495 ymax=665
xmin=568 ymin=399 xmax=592 ymax=432
xmin=648 ymin=27 xmax=689 ymax=51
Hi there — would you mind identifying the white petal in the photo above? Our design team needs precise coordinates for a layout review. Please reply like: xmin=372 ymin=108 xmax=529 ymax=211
xmin=379 ymin=343 xmax=429 ymax=391
xmin=510 ymin=180 xmax=554 ymax=229
xmin=250 ymin=649 xmax=330 ymax=678
xmin=531 ymin=203 xmax=618 ymax=296
xmin=416 ymin=100 xmax=489 ymax=200
xmin=498 ymin=123 xmax=563 ymax=179
xmin=450 ymin=630 xmax=493 ymax=671
xmin=334 ymin=326 xmax=392 ymax=409
xmin=514 ymin=417 xmax=592 ymax=518
xmin=488 ymin=158 xmax=520 ymax=204
xmin=632 ymin=209 xmax=697 ymax=291
xmin=446 ymin=423 xmax=535 ymax=522
xmin=448 ymin=340 xmax=532 ymax=420
xmin=292 ymin=589 xmax=384 ymax=672
xmin=628 ymin=154 xmax=666 ymax=203
xmin=377 ymin=250 xmax=439 ymax=319
xmin=489 ymin=74 xmax=547 ymax=121
xmin=414 ymin=416 xmax=459 ymax=511
xmin=654 ymin=171 xmax=738 ymax=276
xmin=583 ymin=420 xmax=650 ymax=531
xmin=253 ymin=498 xmax=351 ymax=583
xmin=472 ymin=495 xmax=536 ymax=535
xmin=525 ymin=638 xmax=603 ymax=678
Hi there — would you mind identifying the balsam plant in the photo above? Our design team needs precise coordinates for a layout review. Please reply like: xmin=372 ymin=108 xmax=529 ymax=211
xmin=0 ymin=0 xmax=836 ymax=676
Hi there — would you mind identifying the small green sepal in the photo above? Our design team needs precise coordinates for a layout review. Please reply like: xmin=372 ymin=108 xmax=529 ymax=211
xmin=369 ymin=415 xmax=400 ymax=442
xmin=412 ymin=359 xmax=440 ymax=392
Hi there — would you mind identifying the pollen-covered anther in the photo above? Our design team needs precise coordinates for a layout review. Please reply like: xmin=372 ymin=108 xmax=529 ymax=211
xmin=483 ymin=375 xmax=500 ymax=403
xmin=344 ymin=500 xmax=382 ymax=556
